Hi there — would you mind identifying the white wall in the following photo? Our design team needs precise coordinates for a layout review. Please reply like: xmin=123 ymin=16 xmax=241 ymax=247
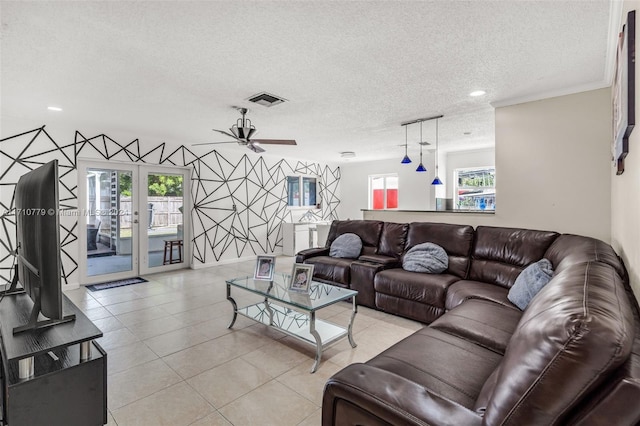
xmin=366 ymin=88 xmax=612 ymax=243
xmin=612 ymin=1 xmax=640 ymax=306
xmin=0 ymin=117 xmax=340 ymax=285
xmin=339 ymin=153 xmax=437 ymax=220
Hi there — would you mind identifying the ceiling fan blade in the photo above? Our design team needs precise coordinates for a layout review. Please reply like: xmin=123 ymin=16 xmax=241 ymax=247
xmin=251 ymin=139 xmax=297 ymax=145
xmin=192 ymin=141 xmax=238 ymax=146
xmin=247 ymin=143 xmax=266 ymax=153
xmin=213 ymin=128 xmax=244 ymax=143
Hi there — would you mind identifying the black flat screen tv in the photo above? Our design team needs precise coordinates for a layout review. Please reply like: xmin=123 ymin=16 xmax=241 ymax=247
xmin=10 ymin=160 xmax=75 ymax=333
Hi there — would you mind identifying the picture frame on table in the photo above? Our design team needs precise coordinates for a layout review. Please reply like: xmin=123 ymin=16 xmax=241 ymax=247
xmin=254 ymin=255 xmax=276 ymax=281
xmin=288 ymin=263 xmax=314 ymax=293
xmin=612 ymin=10 xmax=635 ymax=175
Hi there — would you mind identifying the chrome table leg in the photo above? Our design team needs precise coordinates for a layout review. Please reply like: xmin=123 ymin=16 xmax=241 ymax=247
xmin=226 ymin=283 xmax=238 ymax=328
xmin=309 ymin=311 xmax=323 ymax=373
xmin=348 ymin=296 xmax=358 ymax=348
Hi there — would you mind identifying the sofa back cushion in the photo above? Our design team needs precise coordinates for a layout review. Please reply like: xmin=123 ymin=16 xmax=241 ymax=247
xmin=476 ymin=261 xmax=634 ymax=425
xmin=469 ymin=226 xmax=559 ymax=288
xmin=544 ymin=234 xmax=625 ymax=278
xmin=326 ymin=220 xmax=383 ymax=256
xmin=377 ymin=222 xmax=409 ymax=259
xmin=405 ymin=222 xmax=474 ymax=278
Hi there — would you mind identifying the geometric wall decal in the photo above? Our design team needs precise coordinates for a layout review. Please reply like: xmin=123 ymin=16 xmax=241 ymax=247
xmin=0 ymin=126 xmax=78 ymax=285
xmin=0 ymin=126 xmax=341 ymax=284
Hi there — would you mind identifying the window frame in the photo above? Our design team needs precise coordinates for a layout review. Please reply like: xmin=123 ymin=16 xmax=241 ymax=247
xmin=368 ymin=173 xmax=399 ymax=210
xmin=453 ymin=166 xmax=495 ymax=211
xmin=286 ymin=174 xmax=319 ymax=209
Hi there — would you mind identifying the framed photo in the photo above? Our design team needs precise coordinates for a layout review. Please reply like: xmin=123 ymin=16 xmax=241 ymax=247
xmin=612 ymin=10 xmax=636 ymax=175
xmin=254 ymin=255 xmax=275 ymax=281
xmin=288 ymin=263 xmax=314 ymax=293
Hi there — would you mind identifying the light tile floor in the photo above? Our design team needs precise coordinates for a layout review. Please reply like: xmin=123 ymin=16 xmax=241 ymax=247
xmin=64 ymin=256 xmax=423 ymax=426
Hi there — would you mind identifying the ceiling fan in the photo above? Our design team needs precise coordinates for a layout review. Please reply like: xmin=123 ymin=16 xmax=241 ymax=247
xmin=193 ymin=108 xmax=297 ymax=153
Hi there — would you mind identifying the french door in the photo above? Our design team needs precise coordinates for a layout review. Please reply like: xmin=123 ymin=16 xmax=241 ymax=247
xmin=78 ymin=161 xmax=190 ymax=285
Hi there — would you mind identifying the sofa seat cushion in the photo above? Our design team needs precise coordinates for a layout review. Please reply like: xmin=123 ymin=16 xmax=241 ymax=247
xmin=304 ymin=256 xmax=353 ymax=286
xmin=445 ymin=280 xmax=518 ymax=311
xmin=430 ymin=299 xmax=522 ymax=354
xmin=374 ymin=268 xmax=458 ymax=307
xmin=367 ymin=327 xmax=503 ymax=409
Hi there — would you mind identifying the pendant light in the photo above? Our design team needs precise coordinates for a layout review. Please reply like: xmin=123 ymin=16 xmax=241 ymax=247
xmin=416 ymin=121 xmax=427 ymax=172
xmin=431 ymin=118 xmax=443 ymax=185
xmin=401 ymin=125 xmax=412 ymax=164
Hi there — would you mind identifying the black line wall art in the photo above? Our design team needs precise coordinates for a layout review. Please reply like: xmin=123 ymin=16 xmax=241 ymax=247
xmin=0 ymin=125 xmax=341 ymax=285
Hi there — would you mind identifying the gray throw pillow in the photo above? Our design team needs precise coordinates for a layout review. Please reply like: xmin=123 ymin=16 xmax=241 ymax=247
xmin=329 ymin=233 xmax=362 ymax=258
xmin=508 ymin=258 xmax=554 ymax=310
xmin=402 ymin=242 xmax=448 ymax=274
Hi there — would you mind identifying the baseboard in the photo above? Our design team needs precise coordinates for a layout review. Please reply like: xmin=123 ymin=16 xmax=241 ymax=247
xmin=62 ymin=282 xmax=81 ymax=291
xmin=191 ymin=252 xmax=284 ymax=269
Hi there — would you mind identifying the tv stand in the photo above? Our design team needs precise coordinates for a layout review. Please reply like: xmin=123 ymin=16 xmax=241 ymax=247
xmin=0 ymin=265 xmax=25 ymax=297
xmin=0 ymin=293 xmax=106 ymax=425
xmin=12 ymin=293 xmax=75 ymax=335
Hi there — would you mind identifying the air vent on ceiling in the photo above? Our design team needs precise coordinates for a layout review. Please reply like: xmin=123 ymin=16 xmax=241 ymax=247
xmin=247 ymin=92 xmax=287 ymax=107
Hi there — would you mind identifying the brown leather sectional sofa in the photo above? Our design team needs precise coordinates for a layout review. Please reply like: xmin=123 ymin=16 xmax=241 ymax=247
xmin=295 ymin=220 xmax=640 ymax=425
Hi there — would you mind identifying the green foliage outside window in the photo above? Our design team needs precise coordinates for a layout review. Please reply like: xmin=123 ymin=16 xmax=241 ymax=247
xmin=119 ymin=174 xmax=184 ymax=197
xmin=458 ymin=172 xmax=495 ymax=188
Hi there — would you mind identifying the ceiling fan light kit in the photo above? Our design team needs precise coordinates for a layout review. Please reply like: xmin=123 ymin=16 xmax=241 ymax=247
xmin=193 ymin=107 xmax=297 ymax=153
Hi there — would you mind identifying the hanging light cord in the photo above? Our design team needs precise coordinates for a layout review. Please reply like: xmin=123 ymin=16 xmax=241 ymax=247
xmin=405 ymin=126 xmax=409 ymax=156
xmin=419 ymin=122 xmax=423 ymax=162
xmin=435 ymin=119 xmax=438 ymax=170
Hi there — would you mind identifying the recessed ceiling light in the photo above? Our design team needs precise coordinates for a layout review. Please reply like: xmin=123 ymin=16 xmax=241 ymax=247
xmin=469 ymin=90 xmax=486 ymax=97
xmin=464 ymin=131 xmax=472 ymax=135
xmin=340 ymin=151 xmax=356 ymax=158
xmin=47 ymin=106 xmax=63 ymax=111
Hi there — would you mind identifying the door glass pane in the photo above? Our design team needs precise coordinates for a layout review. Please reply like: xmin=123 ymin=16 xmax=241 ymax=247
xmin=302 ymin=177 xmax=317 ymax=206
xmin=147 ymin=173 xmax=184 ymax=268
xmin=386 ymin=176 xmax=398 ymax=209
xmin=86 ymin=169 xmax=133 ymax=276
xmin=287 ymin=176 xmax=300 ymax=206
xmin=371 ymin=176 xmax=384 ymax=210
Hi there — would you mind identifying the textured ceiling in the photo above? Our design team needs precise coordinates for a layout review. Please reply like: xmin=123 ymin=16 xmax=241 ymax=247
xmin=0 ymin=1 xmax=617 ymax=163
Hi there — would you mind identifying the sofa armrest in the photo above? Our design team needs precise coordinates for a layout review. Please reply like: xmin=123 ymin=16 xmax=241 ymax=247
xmin=350 ymin=261 xmax=386 ymax=308
xmin=322 ymin=363 xmax=482 ymax=426
xmin=296 ymin=247 xmax=330 ymax=263
xmin=358 ymin=254 xmax=401 ymax=268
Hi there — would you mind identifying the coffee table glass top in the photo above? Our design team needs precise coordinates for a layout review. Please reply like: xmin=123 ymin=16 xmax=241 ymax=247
xmin=226 ymin=273 xmax=356 ymax=312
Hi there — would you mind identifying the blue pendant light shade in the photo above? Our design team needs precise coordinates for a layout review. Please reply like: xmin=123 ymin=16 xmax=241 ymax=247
xmin=416 ymin=121 xmax=427 ymax=172
xmin=431 ymin=118 xmax=443 ymax=184
xmin=401 ymin=126 xmax=412 ymax=164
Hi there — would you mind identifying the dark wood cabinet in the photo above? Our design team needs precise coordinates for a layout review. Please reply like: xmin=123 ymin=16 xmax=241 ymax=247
xmin=0 ymin=294 xmax=106 ymax=426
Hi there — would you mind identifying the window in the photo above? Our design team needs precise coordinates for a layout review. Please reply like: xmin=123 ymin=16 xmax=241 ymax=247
xmin=369 ymin=174 xmax=398 ymax=210
xmin=287 ymin=176 xmax=317 ymax=207
xmin=454 ymin=167 xmax=495 ymax=210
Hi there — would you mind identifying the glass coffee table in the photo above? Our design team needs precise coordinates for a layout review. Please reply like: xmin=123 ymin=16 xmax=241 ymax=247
xmin=226 ymin=274 xmax=357 ymax=373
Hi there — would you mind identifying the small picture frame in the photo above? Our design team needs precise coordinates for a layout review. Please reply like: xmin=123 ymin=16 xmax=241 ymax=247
xmin=289 ymin=263 xmax=314 ymax=293
xmin=254 ymin=255 xmax=275 ymax=281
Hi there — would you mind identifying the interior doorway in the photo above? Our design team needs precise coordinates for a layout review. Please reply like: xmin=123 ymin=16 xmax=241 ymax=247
xmin=78 ymin=161 xmax=191 ymax=284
